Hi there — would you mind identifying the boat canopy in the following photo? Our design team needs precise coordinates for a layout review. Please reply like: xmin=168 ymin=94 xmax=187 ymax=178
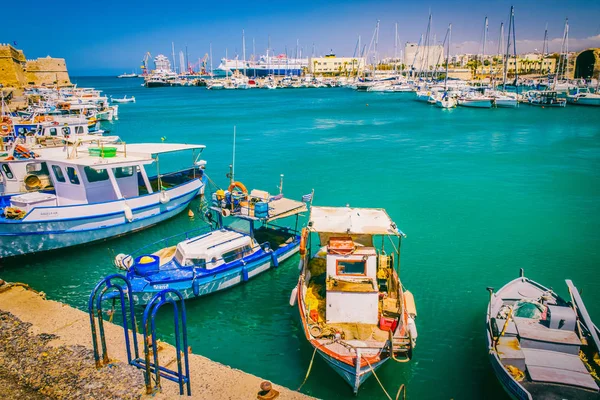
xmin=112 ymin=143 xmax=206 ymax=159
xmin=308 ymin=206 xmax=404 ymax=237
xmin=261 ymin=197 xmax=307 ymax=222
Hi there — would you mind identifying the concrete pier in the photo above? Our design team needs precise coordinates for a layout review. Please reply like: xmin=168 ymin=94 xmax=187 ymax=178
xmin=0 ymin=284 xmax=313 ymax=399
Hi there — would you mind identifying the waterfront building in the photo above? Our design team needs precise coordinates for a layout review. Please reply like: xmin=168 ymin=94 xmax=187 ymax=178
xmin=404 ymin=42 xmax=444 ymax=72
xmin=308 ymin=55 xmax=366 ymax=76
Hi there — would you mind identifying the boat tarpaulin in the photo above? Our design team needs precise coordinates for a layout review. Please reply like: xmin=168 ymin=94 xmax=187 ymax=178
xmin=308 ymin=206 xmax=404 ymax=236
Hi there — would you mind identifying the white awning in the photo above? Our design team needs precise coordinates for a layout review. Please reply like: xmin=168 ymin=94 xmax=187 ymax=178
xmin=113 ymin=143 xmax=206 ymax=158
xmin=308 ymin=206 xmax=404 ymax=236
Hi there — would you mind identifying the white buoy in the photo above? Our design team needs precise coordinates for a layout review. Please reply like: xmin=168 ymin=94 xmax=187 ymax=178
xmin=159 ymin=190 xmax=170 ymax=204
xmin=289 ymin=287 xmax=298 ymax=307
xmin=123 ymin=204 xmax=133 ymax=222
xmin=408 ymin=316 xmax=418 ymax=347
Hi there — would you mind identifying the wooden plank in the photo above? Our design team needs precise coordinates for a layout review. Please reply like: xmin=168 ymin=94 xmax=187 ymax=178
xmin=527 ymin=365 xmax=599 ymax=391
xmin=522 ymin=348 xmax=588 ymax=374
xmin=514 ymin=318 xmax=581 ymax=345
xmin=566 ymin=280 xmax=600 ymax=352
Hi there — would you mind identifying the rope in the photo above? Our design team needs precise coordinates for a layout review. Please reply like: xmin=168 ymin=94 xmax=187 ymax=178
xmin=364 ymin=356 xmax=407 ymax=400
xmin=297 ymin=347 xmax=317 ymax=391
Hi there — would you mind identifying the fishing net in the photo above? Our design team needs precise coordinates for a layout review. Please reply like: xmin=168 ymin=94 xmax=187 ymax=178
xmin=513 ymin=300 xmax=544 ymax=320
xmin=308 ymin=258 xmax=326 ymax=277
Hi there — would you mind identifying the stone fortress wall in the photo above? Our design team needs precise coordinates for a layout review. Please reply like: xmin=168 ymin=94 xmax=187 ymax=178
xmin=0 ymin=43 xmax=71 ymax=88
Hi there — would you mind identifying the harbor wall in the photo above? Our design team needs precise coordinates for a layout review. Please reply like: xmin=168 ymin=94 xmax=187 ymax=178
xmin=0 ymin=284 xmax=312 ymax=399
xmin=0 ymin=44 xmax=71 ymax=88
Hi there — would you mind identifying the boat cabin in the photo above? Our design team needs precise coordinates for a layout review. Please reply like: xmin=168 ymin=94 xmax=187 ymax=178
xmin=173 ymin=229 xmax=256 ymax=269
xmin=325 ymin=237 xmax=379 ymax=324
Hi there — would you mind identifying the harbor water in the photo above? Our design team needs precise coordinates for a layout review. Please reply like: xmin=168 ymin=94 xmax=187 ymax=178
xmin=2 ymin=77 xmax=599 ymax=399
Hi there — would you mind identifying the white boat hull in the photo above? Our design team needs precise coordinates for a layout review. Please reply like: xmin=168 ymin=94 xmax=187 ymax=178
xmin=458 ymin=99 xmax=493 ymax=108
xmin=0 ymin=181 xmax=202 ymax=258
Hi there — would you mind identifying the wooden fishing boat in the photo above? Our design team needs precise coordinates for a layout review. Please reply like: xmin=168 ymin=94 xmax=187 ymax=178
xmin=486 ymin=270 xmax=600 ymax=399
xmin=292 ymin=206 xmax=417 ymax=394
xmin=118 ymin=185 xmax=307 ymax=305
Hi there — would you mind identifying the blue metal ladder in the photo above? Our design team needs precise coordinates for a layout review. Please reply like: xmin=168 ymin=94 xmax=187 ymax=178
xmin=89 ymin=276 xmax=191 ymax=396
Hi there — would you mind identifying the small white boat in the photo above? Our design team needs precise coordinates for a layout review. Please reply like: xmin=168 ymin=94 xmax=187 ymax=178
xmin=435 ymin=94 xmax=457 ymax=108
xmin=111 ymin=96 xmax=136 ymax=104
xmin=458 ymin=92 xmax=493 ymax=108
xmin=526 ymin=91 xmax=567 ymax=107
xmin=567 ymin=88 xmax=600 ymax=107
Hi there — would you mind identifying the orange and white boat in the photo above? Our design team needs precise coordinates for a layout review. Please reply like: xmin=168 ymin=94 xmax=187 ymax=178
xmin=291 ymin=206 xmax=417 ymax=394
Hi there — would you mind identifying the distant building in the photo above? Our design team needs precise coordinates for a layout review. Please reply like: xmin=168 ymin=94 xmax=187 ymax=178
xmin=404 ymin=42 xmax=444 ymax=71
xmin=308 ymin=55 xmax=366 ymax=75
xmin=0 ymin=43 xmax=70 ymax=88
xmin=505 ymin=55 xmax=557 ymax=75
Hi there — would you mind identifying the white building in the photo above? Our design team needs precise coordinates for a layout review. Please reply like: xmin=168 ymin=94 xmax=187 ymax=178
xmin=404 ymin=43 xmax=444 ymax=71
xmin=153 ymin=54 xmax=171 ymax=73
xmin=308 ymin=55 xmax=366 ymax=75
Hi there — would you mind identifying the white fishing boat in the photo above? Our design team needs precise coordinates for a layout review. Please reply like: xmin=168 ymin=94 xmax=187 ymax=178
xmin=293 ymin=206 xmax=417 ymax=394
xmin=415 ymin=90 xmax=436 ymax=103
xmin=492 ymin=92 xmax=519 ymax=108
xmin=0 ymin=142 xmax=207 ymax=258
xmin=434 ymin=94 xmax=457 ymax=108
xmin=117 ymin=73 xmax=138 ymax=78
xmin=567 ymin=88 xmax=600 ymax=107
xmin=111 ymin=96 xmax=136 ymax=104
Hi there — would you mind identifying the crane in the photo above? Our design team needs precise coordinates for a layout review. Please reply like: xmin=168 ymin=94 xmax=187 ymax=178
xmin=141 ymin=52 xmax=151 ymax=76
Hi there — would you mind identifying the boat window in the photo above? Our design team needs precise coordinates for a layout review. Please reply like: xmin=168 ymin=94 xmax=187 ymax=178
xmin=336 ymin=260 xmax=366 ymax=275
xmin=49 ymin=127 xmax=57 ymax=136
xmin=1 ymin=164 xmax=14 ymax=180
xmin=174 ymin=248 xmax=185 ymax=265
xmin=62 ymin=127 xmax=71 ymax=136
xmin=190 ymin=259 xmax=206 ymax=268
xmin=52 ymin=165 xmax=66 ymax=183
xmin=75 ymin=126 xmax=84 ymax=134
xmin=84 ymin=167 xmax=109 ymax=182
xmin=222 ymin=245 xmax=252 ymax=264
xmin=66 ymin=167 xmax=80 ymax=185
xmin=114 ymin=166 xmax=134 ymax=178
xmin=26 ymin=162 xmax=49 ymax=175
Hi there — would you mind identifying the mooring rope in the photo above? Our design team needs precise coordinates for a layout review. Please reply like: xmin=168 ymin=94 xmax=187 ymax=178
xmin=364 ymin=356 xmax=407 ymax=400
xmin=0 ymin=281 xmax=46 ymax=299
xmin=297 ymin=347 xmax=317 ymax=391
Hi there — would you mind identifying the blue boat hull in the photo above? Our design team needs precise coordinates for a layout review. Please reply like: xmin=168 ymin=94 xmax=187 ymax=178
xmin=0 ymin=189 xmax=199 ymax=258
xmin=130 ymin=239 xmax=299 ymax=305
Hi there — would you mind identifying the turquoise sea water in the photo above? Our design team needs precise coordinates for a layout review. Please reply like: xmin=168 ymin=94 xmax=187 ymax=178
xmin=1 ymin=77 xmax=599 ymax=399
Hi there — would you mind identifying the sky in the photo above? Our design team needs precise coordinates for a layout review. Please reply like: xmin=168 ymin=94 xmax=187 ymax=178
xmin=3 ymin=0 xmax=600 ymax=75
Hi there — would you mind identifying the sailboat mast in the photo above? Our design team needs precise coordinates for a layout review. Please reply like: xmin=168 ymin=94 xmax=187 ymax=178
xmin=209 ymin=43 xmax=213 ymax=77
xmin=444 ymin=24 xmax=451 ymax=90
xmin=503 ymin=6 xmax=514 ymax=90
xmin=242 ymin=29 xmax=246 ymax=77
xmin=394 ymin=22 xmax=398 ymax=75
xmin=482 ymin=17 xmax=488 ymax=75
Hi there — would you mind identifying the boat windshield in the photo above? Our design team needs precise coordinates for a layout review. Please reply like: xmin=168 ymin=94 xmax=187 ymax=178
xmin=223 ymin=217 xmax=251 ymax=235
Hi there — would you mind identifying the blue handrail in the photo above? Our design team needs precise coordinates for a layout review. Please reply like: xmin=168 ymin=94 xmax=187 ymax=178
xmin=135 ymin=289 xmax=191 ymax=396
xmin=88 ymin=274 xmax=139 ymax=368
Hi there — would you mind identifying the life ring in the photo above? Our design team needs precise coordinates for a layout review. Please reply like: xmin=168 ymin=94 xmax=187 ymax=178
xmin=228 ymin=181 xmax=248 ymax=195
xmin=0 ymin=125 xmax=11 ymax=135
xmin=299 ymin=227 xmax=308 ymax=256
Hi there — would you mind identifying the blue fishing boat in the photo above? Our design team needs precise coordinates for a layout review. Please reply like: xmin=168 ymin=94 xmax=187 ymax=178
xmin=486 ymin=270 xmax=600 ymax=399
xmin=0 ymin=142 xmax=207 ymax=258
xmin=116 ymin=183 xmax=308 ymax=304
